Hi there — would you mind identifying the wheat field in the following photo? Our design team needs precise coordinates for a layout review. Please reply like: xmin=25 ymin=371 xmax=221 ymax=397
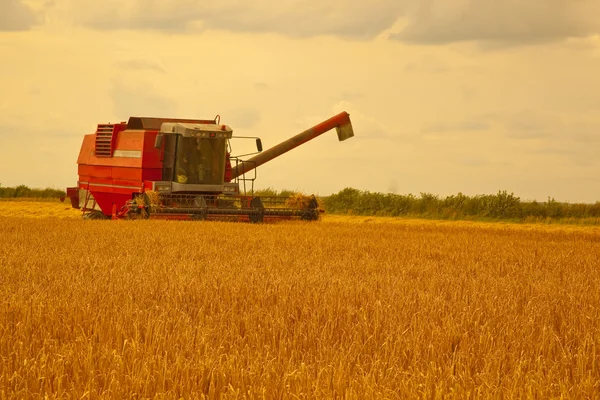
xmin=1 ymin=202 xmax=599 ymax=399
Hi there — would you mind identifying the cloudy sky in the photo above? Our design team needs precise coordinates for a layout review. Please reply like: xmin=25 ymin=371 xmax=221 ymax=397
xmin=1 ymin=0 xmax=599 ymax=202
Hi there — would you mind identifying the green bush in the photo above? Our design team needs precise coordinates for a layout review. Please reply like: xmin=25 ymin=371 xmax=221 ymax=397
xmin=0 ymin=184 xmax=65 ymax=199
xmin=322 ymin=187 xmax=600 ymax=223
xmin=4 ymin=183 xmax=599 ymax=224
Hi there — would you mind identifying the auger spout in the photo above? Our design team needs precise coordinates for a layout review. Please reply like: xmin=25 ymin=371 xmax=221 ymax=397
xmin=230 ymin=111 xmax=354 ymax=180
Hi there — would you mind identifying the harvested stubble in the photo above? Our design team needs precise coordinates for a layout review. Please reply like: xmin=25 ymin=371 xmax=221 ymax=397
xmin=1 ymin=215 xmax=600 ymax=399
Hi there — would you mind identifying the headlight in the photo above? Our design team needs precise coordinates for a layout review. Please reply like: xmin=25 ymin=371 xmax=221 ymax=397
xmin=156 ymin=184 xmax=171 ymax=192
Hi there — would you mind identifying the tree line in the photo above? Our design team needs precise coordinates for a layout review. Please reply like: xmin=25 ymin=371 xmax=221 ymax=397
xmin=0 ymin=184 xmax=66 ymax=199
xmin=4 ymin=184 xmax=600 ymax=222
xmin=322 ymin=188 xmax=600 ymax=222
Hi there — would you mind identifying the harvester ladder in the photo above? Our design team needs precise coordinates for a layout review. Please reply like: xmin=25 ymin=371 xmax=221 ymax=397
xmin=231 ymin=158 xmax=257 ymax=196
xmin=81 ymin=183 xmax=97 ymax=215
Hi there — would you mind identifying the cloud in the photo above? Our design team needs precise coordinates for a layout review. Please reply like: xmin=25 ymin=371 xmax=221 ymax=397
xmin=331 ymin=101 xmax=391 ymax=140
xmin=530 ymin=141 xmax=600 ymax=168
xmin=225 ymin=109 xmax=261 ymax=130
xmin=564 ymin=34 xmax=600 ymax=51
xmin=24 ymin=0 xmax=600 ymax=47
xmin=64 ymin=0 xmax=405 ymax=38
xmin=459 ymin=157 xmax=489 ymax=167
xmin=0 ymin=0 xmax=38 ymax=31
xmin=109 ymin=78 xmax=176 ymax=118
xmin=115 ymin=59 xmax=166 ymax=73
xmin=503 ymin=110 xmax=564 ymax=139
xmin=422 ymin=119 xmax=491 ymax=134
xmin=500 ymin=111 xmax=600 ymax=168
xmin=44 ymin=0 xmax=600 ymax=46
xmin=403 ymin=56 xmax=451 ymax=74
xmin=403 ymin=63 xmax=450 ymax=74
xmin=391 ymin=0 xmax=600 ymax=45
xmin=339 ymin=91 xmax=365 ymax=101
xmin=253 ymin=82 xmax=269 ymax=92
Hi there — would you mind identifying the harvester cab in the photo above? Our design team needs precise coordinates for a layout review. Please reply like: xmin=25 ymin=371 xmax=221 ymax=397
xmin=152 ymin=122 xmax=236 ymax=193
xmin=66 ymin=111 xmax=354 ymax=222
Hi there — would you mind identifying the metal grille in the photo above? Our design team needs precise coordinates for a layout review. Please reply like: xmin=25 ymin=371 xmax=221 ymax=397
xmin=95 ymin=124 xmax=114 ymax=157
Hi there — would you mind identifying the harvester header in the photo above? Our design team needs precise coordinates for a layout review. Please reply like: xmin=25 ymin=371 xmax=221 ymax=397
xmin=65 ymin=110 xmax=355 ymax=222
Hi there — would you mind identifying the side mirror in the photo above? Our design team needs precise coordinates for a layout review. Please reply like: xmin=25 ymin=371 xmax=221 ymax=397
xmin=256 ymin=138 xmax=263 ymax=152
xmin=154 ymin=134 xmax=163 ymax=149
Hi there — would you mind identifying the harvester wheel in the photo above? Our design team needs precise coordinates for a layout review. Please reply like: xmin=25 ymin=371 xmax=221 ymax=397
xmin=191 ymin=210 xmax=207 ymax=221
xmin=249 ymin=197 xmax=264 ymax=223
xmin=83 ymin=210 xmax=108 ymax=220
xmin=300 ymin=210 xmax=318 ymax=221
xmin=126 ymin=194 xmax=150 ymax=220
xmin=190 ymin=196 xmax=208 ymax=221
xmin=137 ymin=207 xmax=150 ymax=220
xmin=249 ymin=212 xmax=264 ymax=224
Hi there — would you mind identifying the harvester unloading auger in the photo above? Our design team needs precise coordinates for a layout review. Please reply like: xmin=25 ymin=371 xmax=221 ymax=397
xmin=65 ymin=112 xmax=354 ymax=222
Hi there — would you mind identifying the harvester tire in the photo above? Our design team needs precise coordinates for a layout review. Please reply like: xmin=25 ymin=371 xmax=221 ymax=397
xmin=191 ymin=210 xmax=207 ymax=221
xmin=249 ymin=212 xmax=264 ymax=224
xmin=249 ymin=197 xmax=264 ymax=223
xmin=83 ymin=210 xmax=108 ymax=220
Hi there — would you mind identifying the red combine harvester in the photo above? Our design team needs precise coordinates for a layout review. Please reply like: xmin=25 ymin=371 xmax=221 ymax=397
xmin=65 ymin=112 xmax=354 ymax=222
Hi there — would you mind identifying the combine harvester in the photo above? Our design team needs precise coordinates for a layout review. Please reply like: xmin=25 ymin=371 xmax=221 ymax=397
xmin=65 ymin=112 xmax=354 ymax=222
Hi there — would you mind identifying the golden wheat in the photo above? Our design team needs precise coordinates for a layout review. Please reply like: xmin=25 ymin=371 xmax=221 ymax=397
xmin=0 ymin=199 xmax=81 ymax=219
xmin=0 ymin=202 xmax=599 ymax=399
xmin=284 ymin=193 xmax=313 ymax=209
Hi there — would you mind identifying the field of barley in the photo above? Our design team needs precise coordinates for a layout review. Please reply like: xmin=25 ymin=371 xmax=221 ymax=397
xmin=1 ymin=201 xmax=600 ymax=398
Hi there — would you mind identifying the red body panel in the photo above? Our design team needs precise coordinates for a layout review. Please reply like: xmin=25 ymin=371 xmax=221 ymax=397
xmin=77 ymin=128 xmax=163 ymax=215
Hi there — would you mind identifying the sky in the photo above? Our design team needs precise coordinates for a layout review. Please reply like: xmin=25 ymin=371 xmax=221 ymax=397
xmin=1 ymin=0 xmax=599 ymax=203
